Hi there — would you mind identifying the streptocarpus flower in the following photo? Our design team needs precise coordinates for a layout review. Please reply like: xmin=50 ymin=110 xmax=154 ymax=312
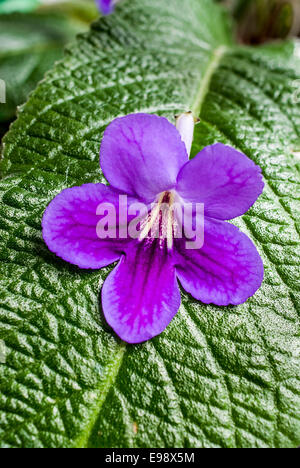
xmin=96 ymin=0 xmax=119 ymax=15
xmin=42 ymin=113 xmax=264 ymax=344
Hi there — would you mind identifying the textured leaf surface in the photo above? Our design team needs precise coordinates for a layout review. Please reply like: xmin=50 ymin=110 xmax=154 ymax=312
xmin=0 ymin=0 xmax=300 ymax=448
xmin=0 ymin=11 xmax=86 ymax=123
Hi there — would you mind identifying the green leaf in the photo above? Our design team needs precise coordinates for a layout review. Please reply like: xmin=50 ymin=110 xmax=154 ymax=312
xmin=0 ymin=0 xmax=299 ymax=448
xmin=0 ymin=11 xmax=87 ymax=123
xmin=229 ymin=0 xmax=298 ymax=43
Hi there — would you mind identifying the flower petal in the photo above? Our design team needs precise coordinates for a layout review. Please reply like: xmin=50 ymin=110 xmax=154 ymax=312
xmin=175 ymin=217 xmax=264 ymax=306
xmin=176 ymin=143 xmax=264 ymax=220
xmin=97 ymin=0 xmax=115 ymax=15
xmin=42 ymin=183 xmax=132 ymax=269
xmin=100 ymin=114 xmax=188 ymax=202
xmin=102 ymin=241 xmax=181 ymax=343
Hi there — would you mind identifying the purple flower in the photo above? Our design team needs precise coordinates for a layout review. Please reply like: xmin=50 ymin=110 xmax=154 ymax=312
xmin=42 ymin=113 xmax=264 ymax=344
xmin=96 ymin=0 xmax=118 ymax=15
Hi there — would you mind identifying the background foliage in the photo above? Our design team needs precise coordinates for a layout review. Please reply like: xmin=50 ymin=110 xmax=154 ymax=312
xmin=1 ymin=0 xmax=300 ymax=139
xmin=0 ymin=0 xmax=299 ymax=448
xmin=0 ymin=0 xmax=97 ymax=139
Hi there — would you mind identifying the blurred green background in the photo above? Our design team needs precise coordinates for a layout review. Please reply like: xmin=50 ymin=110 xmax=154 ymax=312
xmin=225 ymin=0 xmax=300 ymax=43
xmin=0 ymin=0 xmax=299 ymax=141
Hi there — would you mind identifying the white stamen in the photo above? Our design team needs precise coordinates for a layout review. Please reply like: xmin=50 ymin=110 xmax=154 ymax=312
xmin=175 ymin=111 xmax=196 ymax=157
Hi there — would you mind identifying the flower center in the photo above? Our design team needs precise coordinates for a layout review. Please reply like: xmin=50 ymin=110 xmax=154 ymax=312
xmin=139 ymin=191 xmax=178 ymax=250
